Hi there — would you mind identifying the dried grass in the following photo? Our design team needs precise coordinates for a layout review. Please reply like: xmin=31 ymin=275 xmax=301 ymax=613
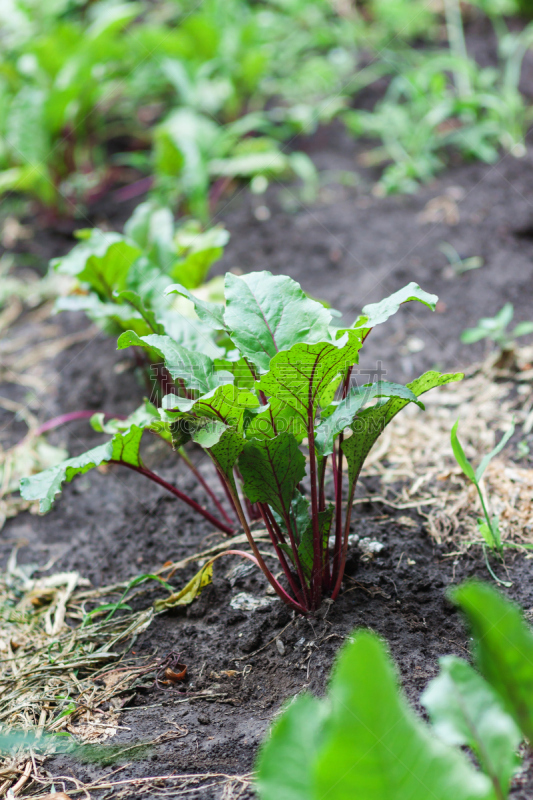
xmin=359 ymin=347 xmax=533 ymax=550
xmin=0 ymin=551 xmax=156 ymax=796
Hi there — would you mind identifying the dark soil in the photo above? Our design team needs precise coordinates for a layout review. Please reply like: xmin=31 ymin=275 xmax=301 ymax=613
xmin=3 ymin=74 xmax=533 ymax=800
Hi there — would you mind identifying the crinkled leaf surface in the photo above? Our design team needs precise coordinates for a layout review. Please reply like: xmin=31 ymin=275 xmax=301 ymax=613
xmin=342 ymin=371 xmax=463 ymax=486
xmin=315 ymin=381 xmax=420 ymax=456
xmin=117 ymin=332 xmax=218 ymax=393
xmin=169 ymin=384 xmax=259 ymax=430
xmin=223 ymin=271 xmax=332 ymax=371
xmin=239 ymin=433 xmax=306 ymax=519
xmin=453 ymin=581 xmax=533 ymax=743
xmin=315 ymin=631 xmax=494 ymax=800
xmin=206 ymin=426 xmax=245 ymax=492
xmin=258 ymin=338 xmax=365 ymax=427
xmin=257 ymin=694 xmax=326 ymax=800
xmin=422 ymin=655 xmax=521 ymax=795
xmin=244 ymin=397 xmax=307 ymax=443
xmin=153 ymin=562 xmax=213 ymax=611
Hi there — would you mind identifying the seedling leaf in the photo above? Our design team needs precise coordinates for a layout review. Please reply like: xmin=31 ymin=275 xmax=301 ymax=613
xmin=451 ymin=420 xmax=476 ymax=482
xmin=475 ymin=423 xmax=515 ymax=482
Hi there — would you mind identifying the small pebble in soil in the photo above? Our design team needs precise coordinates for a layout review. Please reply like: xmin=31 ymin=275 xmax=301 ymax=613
xmin=198 ymin=714 xmax=210 ymax=725
xmin=276 ymin=639 xmax=286 ymax=656
xmin=254 ymin=205 xmax=271 ymax=221
xmin=359 ymin=538 xmax=385 ymax=556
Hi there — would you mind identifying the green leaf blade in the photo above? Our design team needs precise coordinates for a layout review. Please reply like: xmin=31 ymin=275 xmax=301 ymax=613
xmin=451 ymin=421 xmax=477 ymax=482
xmin=475 ymin=424 xmax=515 ymax=483
xmin=239 ymin=433 xmax=306 ymax=519
xmin=223 ymin=271 xmax=332 ymax=371
xmin=343 ymin=371 xmax=463 ymax=487
xmin=20 ymin=442 xmax=114 ymax=513
xmin=117 ymin=332 xmax=217 ymax=394
xmin=256 ymin=694 xmax=326 ymax=800
xmin=422 ymin=655 xmax=521 ymax=795
xmin=315 ymin=381 xmax=420 ymax=456
xmin=452 ymin=581 xmax=533 ymax=743
xmin=316 ymin=631 xmax=494 ymax=800
xmin=164 ymin=282 xmax=226 ymax=330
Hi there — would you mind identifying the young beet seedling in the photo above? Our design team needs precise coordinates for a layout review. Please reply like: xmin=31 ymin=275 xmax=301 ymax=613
xmin=451 ymin=420 xmax=515 ymax=586
xmin=21 ymin=272 xmax=462 ymax=614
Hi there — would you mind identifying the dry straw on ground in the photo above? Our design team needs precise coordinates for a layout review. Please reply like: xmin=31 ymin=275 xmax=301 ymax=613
xmin=360 ymin=347 xmax=533 ymax=551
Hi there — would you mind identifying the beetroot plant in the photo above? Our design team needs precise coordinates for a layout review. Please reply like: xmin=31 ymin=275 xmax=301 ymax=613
xmin=21 ymin=271 xmax=461 ymax=613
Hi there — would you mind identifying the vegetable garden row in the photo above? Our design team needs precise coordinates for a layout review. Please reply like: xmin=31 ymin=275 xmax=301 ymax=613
xmin=1 ymin=0 xmax=533 ymax=798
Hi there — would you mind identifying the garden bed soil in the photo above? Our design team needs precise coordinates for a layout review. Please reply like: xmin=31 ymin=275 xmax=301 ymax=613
xmin=2 ymin=123 xmax=533 ymax=797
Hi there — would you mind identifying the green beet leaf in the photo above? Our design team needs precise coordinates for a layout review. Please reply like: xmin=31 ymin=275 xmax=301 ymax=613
xmin=206 ymin=426 xmax=245 ymax=492
xmin=117 ymin=331 xmax=218 ymax=394
xmin=51 ymin=229 xmax=125 ymax=277
xmin=315 ymin=381 xmax=420 ymax=456
xmin=114 ymin=290 xmax=164 ymax=335
xmin=360 ymin=282 xmax=438 ymax=327
xmin=239 ymin=432 xmax=306 ymax=520
xmin=342 ymin=371 xmax=463 ymax=487
xmin=256 ymin=694 xmax=327 ymax=800
xmin=452 ymin=581 xmax=533 ymax=743
xmin=475 ymin=424 xmax=515 ymax=483
xmin=422 ymin=655 xmax=521 ymax=796
xmin=315 ymin=631 xmax=494 ymax=800
xmin=19 ymin=426 xmax=144 ymax=514
xmin=244 ymin=396 xmax=307 ymax=443
xmin=450 ymin=421 xmax=476 ymax=482
xmin=77 ymin=241 xmax=142 ymax=300
xmin=20 ymin=443 xmax=114 ymax=513
xmin=165 ymin=282 xmax=226 ymax=330
xmin=258 ymin=338 xmax=365 ymax=428
xmin=166 ymin=384 xmax=259 ymax=431
xmin=223 ymin=271 xmax=332 ymax=371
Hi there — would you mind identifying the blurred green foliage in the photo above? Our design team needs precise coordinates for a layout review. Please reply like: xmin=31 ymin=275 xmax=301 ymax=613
xmin=0 ymin=0 xmax=530 ymax=211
